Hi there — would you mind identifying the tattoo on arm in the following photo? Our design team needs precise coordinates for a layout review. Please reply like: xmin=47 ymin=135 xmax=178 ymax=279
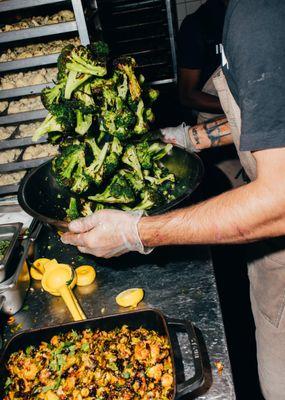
xmin=188 ymin=117 xmax=233 ymax=150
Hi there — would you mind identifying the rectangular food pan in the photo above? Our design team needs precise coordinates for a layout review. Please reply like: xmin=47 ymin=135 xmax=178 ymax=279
xmin=0 ymin=223 xmax=22 ymax=283
xmin=0 ymin=308 xmax=204 ymax=399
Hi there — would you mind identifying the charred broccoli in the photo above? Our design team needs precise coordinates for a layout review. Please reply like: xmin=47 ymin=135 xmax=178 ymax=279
xmin=132 ymin=187 xmax=163 ymax=211
xmin=89 ymin=174 xmax=135 ymax=204
xmin=114 ymin=56 xmax=141 ymax=101
xmin=66 ymin=197 xmax=79 ymax=221
xmin=52 ymin=144 xmax=89 ymax=194
xmin=122 ymin=144 xmax=143 ymax=179
xmin=32 ymin=113 xmax=63 ymax=141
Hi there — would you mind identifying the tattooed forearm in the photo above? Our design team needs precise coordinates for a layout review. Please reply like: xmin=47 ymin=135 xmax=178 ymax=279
xmin=188 ymin=117 xmax=233 ymax=150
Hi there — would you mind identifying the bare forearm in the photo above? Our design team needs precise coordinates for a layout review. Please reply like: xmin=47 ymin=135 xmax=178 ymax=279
xmin=180 ymin=90 xmax=224 ymax=114
xmin=139 ymin=180 xmax=285 ymax=247
xmin=189 ymin=117 xmax=233 ymax=150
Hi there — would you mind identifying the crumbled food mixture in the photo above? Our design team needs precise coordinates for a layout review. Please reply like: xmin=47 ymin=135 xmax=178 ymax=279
xmin=0 ymin=37 xmax=80 ymax=62
xmin=0 ymin=240 xmax=10 ymax=260
xmin=16 ymin=122 xmax=42 ymax=138
xmin=0 ymin=101 xmax=8 ymax=113
xmin=8 ymin=95 xmax=44 ymax=114
xmin=0 ymin=149 xmax=21 ymax=164
xmin=4 ymin=326 xmax=174 ymax=400
xmin=0 ymin=171 xmax=26 ymax=186
xmin=22 ymin=144 xmax=59 ymax=160
xmin=0 ymin=126 xmax=16 ymax=140
xmin=0 ymin=68 xmax=58 ymax=90
xmin=0 ymin=10 xmax=74 ymax=32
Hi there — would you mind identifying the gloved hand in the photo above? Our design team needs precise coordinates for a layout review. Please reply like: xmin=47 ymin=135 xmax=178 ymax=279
xmin=160 ymin=122 xmax=199 ymax=152
xmin=61 ymin=210 xmax=152 ymax=259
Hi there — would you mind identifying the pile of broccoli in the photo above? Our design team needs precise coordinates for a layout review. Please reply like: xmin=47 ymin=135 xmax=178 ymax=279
xmin=33 ymin=42 xmax=177 ymax=220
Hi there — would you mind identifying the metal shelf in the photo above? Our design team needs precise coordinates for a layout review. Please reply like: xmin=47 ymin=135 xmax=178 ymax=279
xmin=0 ymin=184 xmax=19 ymax=196
xmin=0 ymin=53 xmax=60 ymax=73
xmin=0 ymin=157 xmax=52 ymax=172
xmin=0 ymin=21 xmax=78 ymax=44
xmin=0 ymin=136 xmax=47 ymax=150
xmin=0 ymin=83 xmax=54 ymax=100
xmin=0 ymin=0 xmax=69 ymax=13
xmin=0 ymin=109 xmax=48 ymax=125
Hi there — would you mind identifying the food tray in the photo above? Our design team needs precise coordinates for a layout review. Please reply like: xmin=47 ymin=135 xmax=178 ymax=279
xmin=0 ymin=222 xmax=22 ymax=283
xmin=0 ymin=309 xmax=204 ymax=399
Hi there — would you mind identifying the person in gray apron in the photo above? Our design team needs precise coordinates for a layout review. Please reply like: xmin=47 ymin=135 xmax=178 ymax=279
xmin=62 ymin=3 xmax=285 ymax=398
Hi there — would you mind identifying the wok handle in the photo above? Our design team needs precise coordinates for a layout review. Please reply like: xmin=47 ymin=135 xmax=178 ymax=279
xmin=167 ymin=318 xmax=204 ymax=399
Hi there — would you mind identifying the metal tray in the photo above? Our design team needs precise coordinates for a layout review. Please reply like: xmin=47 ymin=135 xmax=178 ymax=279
xmin=0 ymin=219 xmax=42 ymax=315
xmin=0 ymin=83 xmax=54 ymax=100
xmin=18 ymin=147 xmax=204 ymax=230
xmin=0 ymin=222 xmax=22 ymax=283
xmin=0 ymin=308 xmax=204 ymax=399
xmin=0 ymin=0 xmax=68 ymax=13
xmin=0 ymin=53 xmax=60 ymax=73
xmin=0 ymin=21 xmax=77 ymax=44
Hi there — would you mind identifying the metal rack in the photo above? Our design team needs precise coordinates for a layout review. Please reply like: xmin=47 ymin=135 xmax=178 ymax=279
xmin=0 ymin=0 xmax=90 ymax=196
xmin=96 ymin=0 xmax=177 ymax=85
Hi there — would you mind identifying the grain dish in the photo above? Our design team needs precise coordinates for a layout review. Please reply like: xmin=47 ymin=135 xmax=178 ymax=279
xmin=4 ymin=326 xmax=174 ymax=400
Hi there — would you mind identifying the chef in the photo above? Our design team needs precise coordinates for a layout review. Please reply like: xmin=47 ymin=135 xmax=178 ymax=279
xmin=62 ymin=1 xmax=285 ymax=398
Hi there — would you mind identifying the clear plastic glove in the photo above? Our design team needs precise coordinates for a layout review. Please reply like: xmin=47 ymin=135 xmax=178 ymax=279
xmin=61 ymin=210 xmax=152 ymax=259
xmin=160 ymin=122 xmax=199 ymax=152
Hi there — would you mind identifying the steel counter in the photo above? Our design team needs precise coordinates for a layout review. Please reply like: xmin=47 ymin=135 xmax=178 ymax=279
xmin=1 ymin=225 xmax=235 ymax=399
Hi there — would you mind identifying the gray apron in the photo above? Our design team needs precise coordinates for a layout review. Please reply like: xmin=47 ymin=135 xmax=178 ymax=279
xmin=197 ymin=67 xmax=225 ymax=124
xmin=213 ymin=67 xmax=285 ymax=399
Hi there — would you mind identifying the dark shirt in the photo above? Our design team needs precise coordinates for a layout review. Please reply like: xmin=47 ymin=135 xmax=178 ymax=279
xmin=223 ymin=0 xmax=285 ymax=151
xmin=178 ymin=0 xmax=226 ymax=89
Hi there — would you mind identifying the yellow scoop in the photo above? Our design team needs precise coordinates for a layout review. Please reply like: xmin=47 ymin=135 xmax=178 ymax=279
xmin=42 ymin=264 xmax=86 ymax=321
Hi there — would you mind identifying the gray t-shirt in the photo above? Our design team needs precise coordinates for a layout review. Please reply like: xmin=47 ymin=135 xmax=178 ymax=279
xmin=222 ymin=0 xmax=285 ymax=151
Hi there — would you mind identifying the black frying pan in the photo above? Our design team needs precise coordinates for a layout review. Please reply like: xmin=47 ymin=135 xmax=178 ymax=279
xmin=18 ymin=147 xmax=204 ymax=231
xmin=0 ymin=308 xmax=204 ymax=399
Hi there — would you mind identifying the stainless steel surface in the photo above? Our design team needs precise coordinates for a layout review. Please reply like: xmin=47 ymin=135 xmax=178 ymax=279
xmin=71 ymin=0 xmax=90 ymax=45
xmin=1 ymin=226 xmax=235 ymax=399
xmin=0 ymin=222 xmax=22 ymax=283
xmin=0 ymin=0 xmax=67 ymax=12
xmin=165 ymin=0 xmax=177 ymax=83
xmin=0 ymin=240 xmax=30 ymax=315
xmin=0 ymin=21 xmax=78 ymax=44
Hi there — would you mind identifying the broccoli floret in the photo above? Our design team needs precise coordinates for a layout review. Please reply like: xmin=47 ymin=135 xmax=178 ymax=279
xmin=85 ymin=141 xmax=110 ymax=186
xmin=135 ymin=141 xmax=171 ymax=169
xmin=132 ymin=187 xmax=163 ymax=211
xmin=114 ymin=56 xmax=141 ymax=101
xmin=151 ymin=143 xmax=173 ymax=160
xmin=32 ymin=113 xmax=63 ymax=141
xmin=57 ymin=44 xmax=75 ymax=80
xmin=116 ymin=72 xmax=129 ymax=100
xmin=104 ymin=137 xmax=123 ymax=176
xmin=71 ymin=158 xmax=89 ymax=194
xmin=88 ymin=41 xmax=109 ymax=58
xmin=122 ymin=144 xmax=143 ymax=179
xmin=119 ymin=169 xmax=145 ymax=194
xmin=66 ymin=197 xmax=79 ymax=221
xmin=144 ymin=172 xmax=175 ymax=186
xmin=81 ymin=201 xmax=94 ymax=216
xmin=48 ymin=101 xmax=77 ymax=132
xmin=145 ymin=108 xmax=155 ymax=123
xmin=89 ymin=175 xmax=135 ymax=204
xmin=147 ymin=88 xmax=159 ymax=104
xmin=64 ymin=70 xmax=91 ymax=100
xmin=134 ymin=99 xmax=148 ymax=135
xmin=74 ymin=84 xmax=95 ymax=135
xmin=102 ymin=87 xmax=117 ymax=108
xmin=41 ymin=80 xmax=65 ymax=111
xmin=52 ymin=144 xmax=86 ymax=188
xmin=66 ymin=46 xmax=107 ymax=77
